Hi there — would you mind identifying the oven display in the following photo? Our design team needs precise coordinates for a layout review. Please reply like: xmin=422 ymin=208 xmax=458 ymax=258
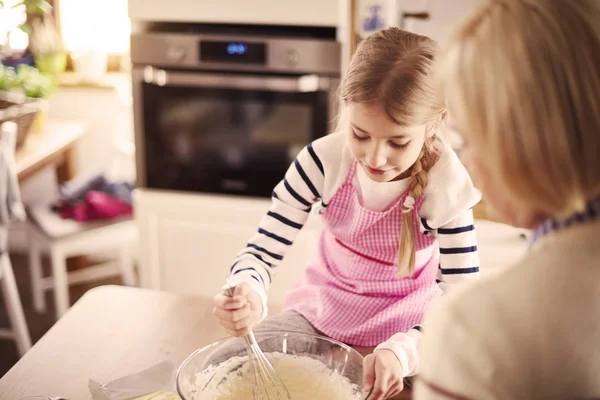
xmin=200 ymin=40 xmax=267 ymax=64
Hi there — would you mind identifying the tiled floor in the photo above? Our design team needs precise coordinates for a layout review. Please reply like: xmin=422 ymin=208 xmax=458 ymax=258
xmin=0 ymin=253 xmax=121 ymax=378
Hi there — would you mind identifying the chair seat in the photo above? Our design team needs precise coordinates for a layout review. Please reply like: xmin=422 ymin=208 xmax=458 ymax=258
xmin=26 ymin=204 xmax=132 ymax=240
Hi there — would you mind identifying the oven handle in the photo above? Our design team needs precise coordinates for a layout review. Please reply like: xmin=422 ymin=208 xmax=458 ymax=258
xmin=142 ymin=66 xmax=332 ymax=93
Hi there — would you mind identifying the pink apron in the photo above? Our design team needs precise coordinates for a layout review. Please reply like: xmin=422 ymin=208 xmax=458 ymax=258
xmin=283 ymin=161 xmax=441 ymax=346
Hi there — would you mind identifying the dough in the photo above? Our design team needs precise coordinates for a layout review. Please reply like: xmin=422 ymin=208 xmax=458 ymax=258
xmin=193 ymin=353 xmax=362 ymax=399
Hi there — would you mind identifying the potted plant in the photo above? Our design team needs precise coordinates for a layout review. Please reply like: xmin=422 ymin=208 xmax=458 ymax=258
xmin=0 ymin=0 xmax=67 ymax=75
xmin=0 ymin=62 xmax=54 ymax=145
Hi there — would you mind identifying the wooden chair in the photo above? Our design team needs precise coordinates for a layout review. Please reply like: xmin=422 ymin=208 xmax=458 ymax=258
xmin=0 ymin=121 xmax=32 ymax=356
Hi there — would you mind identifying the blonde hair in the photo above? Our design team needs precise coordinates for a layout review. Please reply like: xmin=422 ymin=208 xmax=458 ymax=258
xmin=339 ymin=27 xmax=446 ymax=276
xmin=439 ymin=0 xmax=600 ymax=219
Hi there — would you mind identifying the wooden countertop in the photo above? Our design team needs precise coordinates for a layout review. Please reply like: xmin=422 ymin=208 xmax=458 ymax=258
xmin=0 ymin=285 xmax=229 ymax=399
xmin=15 ymin=120 xmax=87 ymax=183
xmin=0 ymin=285 xmax=414 ymax=399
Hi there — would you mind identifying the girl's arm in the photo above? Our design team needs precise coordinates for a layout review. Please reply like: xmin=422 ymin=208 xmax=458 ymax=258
xmin=433 ymin=208 xmax=480 ymax=291
xmin=228 ymin=142 xmax=326 ymax=319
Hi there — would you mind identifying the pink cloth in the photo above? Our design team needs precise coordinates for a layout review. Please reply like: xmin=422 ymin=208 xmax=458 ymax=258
xmin=283 ymin=161 xmax=441 ymax=346
xmin=56 ymin=191 xmax=132 ymax=222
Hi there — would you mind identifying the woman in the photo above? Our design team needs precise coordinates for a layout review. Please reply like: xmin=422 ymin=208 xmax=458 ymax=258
xmin=415 ymin=0 xmax=600 ymax=398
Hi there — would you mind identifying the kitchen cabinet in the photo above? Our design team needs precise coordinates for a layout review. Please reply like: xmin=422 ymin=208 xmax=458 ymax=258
xmin=128 ymin=0 xmax=339 ymax=27
xmin=135 ymin=189 xmax=527 ymax=306
xmin=134 ymin=189 xmax=323 ymax=305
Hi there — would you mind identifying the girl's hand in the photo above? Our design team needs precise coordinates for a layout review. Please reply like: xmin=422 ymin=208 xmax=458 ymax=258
xmin=363 ymin=349 xmax=404 ymax=399
xmin=212 ymin=282 xmax=263 ymax=337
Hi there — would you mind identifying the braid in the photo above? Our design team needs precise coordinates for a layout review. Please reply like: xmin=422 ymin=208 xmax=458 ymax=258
xmin=397 ymin=137 xmax=437 ymax=277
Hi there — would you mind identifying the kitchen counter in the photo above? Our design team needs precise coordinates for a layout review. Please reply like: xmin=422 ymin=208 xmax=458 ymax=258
xmin=0 ymin=285 xmax=233 ymax=399
xmin=0 ymin=285 xmax=416 ymax=399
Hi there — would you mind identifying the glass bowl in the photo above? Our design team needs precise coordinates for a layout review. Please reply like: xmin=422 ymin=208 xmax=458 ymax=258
xmin=177 ymin=330 xmax=367 ymax=399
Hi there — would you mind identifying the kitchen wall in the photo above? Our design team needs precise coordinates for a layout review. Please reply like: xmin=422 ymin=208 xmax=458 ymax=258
xmin=354 ymin=0 xmax=482 ymax=43
xmin=399 ymin=0 xmax=483 ymax=43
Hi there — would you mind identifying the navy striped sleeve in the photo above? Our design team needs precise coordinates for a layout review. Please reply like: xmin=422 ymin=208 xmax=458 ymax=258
xmin=438 ymin=225 xmax=475 ymax=234
xmin=440 ymin=246 xmax=478 ymax=254
xmin=440 ymin=266 xmax=480 ymax=275
xmin=267 ymin=211 xmax=303 ymax=230
xmin=283 ymin=179 xmax=312 ymax=208
xmin=232 ymin=267 xmax=266 ymax=286
xmin=237 ymin=254 xmax=273 ymax=282
xmin=421 ymin=218 xmax=433 ymax=231
xmin=294 ymin=159 xmax=321 ymax=200
xmin=247 ymin=243 xmax=284 ymax=261
xmin=258 ymin=228 xmax=293 ymax=246
xmin=436 ymin=208 xmax=481 ymax=292
xmin=307 ymin=143 xmax=324 ymax=175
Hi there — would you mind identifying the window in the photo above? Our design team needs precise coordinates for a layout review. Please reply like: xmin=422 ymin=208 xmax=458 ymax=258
xmin=58 ymin=0 xmax=130 ymax=54
xmin=1 ymin=0 xmax=130 ymax=55
xmin=0 ymin=0 xmax=29 ymax=50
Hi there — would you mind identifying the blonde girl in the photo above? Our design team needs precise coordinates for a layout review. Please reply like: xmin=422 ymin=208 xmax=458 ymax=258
xmin=416 ymin=0 xmax=600 ymax=398
xmin=214 ymin=27 xmax=481 ymax=399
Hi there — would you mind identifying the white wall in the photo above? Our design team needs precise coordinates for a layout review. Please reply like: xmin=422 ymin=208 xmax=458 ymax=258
xmin=399 ymin=0 xmax=482 ymax=44
xmin=353 ymin=0 xmax=482 ymax=43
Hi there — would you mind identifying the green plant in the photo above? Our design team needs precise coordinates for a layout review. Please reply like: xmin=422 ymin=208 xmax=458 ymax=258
xmin=0 ymin=64 xmax=20 ymax=91
xmin=0 ymin=0 xmax=52 ymax=35
xmin=2 ymin=0 xmax=52 ymax=15
xmin=0 ymin=63 xmax=55 ymax=98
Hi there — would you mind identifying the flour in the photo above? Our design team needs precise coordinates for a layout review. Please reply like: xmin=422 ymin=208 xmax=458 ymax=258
xmin=192 ymin=353 xmax=362 ymax=399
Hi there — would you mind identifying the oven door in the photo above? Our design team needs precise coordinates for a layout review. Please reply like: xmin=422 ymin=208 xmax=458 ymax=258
xmin=133 ymin=67 xmax=338 ymax=197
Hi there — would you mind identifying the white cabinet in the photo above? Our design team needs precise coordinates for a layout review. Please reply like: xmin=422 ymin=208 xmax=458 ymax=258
xmin=128 ymin=0 xmax=339 ymax=27
xmin=134 ymin=189 xmax=323 ymax=305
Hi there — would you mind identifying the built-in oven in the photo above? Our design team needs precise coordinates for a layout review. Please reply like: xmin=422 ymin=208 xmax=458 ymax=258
xmin=131 ymin=23 xmax=341 ymax=198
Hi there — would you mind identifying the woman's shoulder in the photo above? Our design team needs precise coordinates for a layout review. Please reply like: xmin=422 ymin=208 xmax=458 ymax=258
xmin=420 ymin=139 xmax=482 ymax=227
xmin=421 ymin=234 xmax=600 ymax=399
xmin=430 ymin=219 xmax=600 ymax=329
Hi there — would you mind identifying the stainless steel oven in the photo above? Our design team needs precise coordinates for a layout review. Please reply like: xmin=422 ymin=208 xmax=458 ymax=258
xmin=131 ymin=23 xmax=341 ymax=198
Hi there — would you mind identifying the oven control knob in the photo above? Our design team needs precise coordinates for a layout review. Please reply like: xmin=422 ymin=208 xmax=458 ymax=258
xmin=166 ymin=47 xmax=186 ymax=62
xmin=286 ymin=50 xmax=300 ymax=67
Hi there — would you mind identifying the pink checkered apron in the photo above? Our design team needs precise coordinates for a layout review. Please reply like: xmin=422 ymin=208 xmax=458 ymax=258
xmin=283 ymin=161 xmax=441 ymax=346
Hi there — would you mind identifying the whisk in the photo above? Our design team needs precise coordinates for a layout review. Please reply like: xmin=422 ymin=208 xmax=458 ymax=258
xmin=223 ymin=280 xmax=292 ymax=400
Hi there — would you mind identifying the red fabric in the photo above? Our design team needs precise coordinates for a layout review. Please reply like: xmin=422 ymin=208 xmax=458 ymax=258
xmin=55 ymin=191 xmax=132 ymax=222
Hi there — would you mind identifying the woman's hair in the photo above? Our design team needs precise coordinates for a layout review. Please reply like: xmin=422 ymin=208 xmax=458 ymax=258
xmin=338 ymin=27 xmax=446 ymax=276
xmin=438 ymin=0 xmax=600 ymax=219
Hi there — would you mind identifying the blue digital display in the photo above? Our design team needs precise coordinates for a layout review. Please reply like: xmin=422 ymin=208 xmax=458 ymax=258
xmin=200 ymin=40 xmax=266 ymax=64
xmin=227 ymin=43 xmax=248 ymax=55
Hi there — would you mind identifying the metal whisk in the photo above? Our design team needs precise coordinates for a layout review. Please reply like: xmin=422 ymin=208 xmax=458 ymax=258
xmin=223 ymin=280 xmax=292 ymax=400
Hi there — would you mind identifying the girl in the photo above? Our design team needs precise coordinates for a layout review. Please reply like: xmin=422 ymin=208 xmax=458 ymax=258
xmin=415 ymin=0 xmax=600 ymax=399
xmin=214 ymin=27 xmax=481 ymax=399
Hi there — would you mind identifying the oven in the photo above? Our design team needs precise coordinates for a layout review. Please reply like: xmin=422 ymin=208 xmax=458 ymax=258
xmin=131 ymin=24 xmax=341 ymax=198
